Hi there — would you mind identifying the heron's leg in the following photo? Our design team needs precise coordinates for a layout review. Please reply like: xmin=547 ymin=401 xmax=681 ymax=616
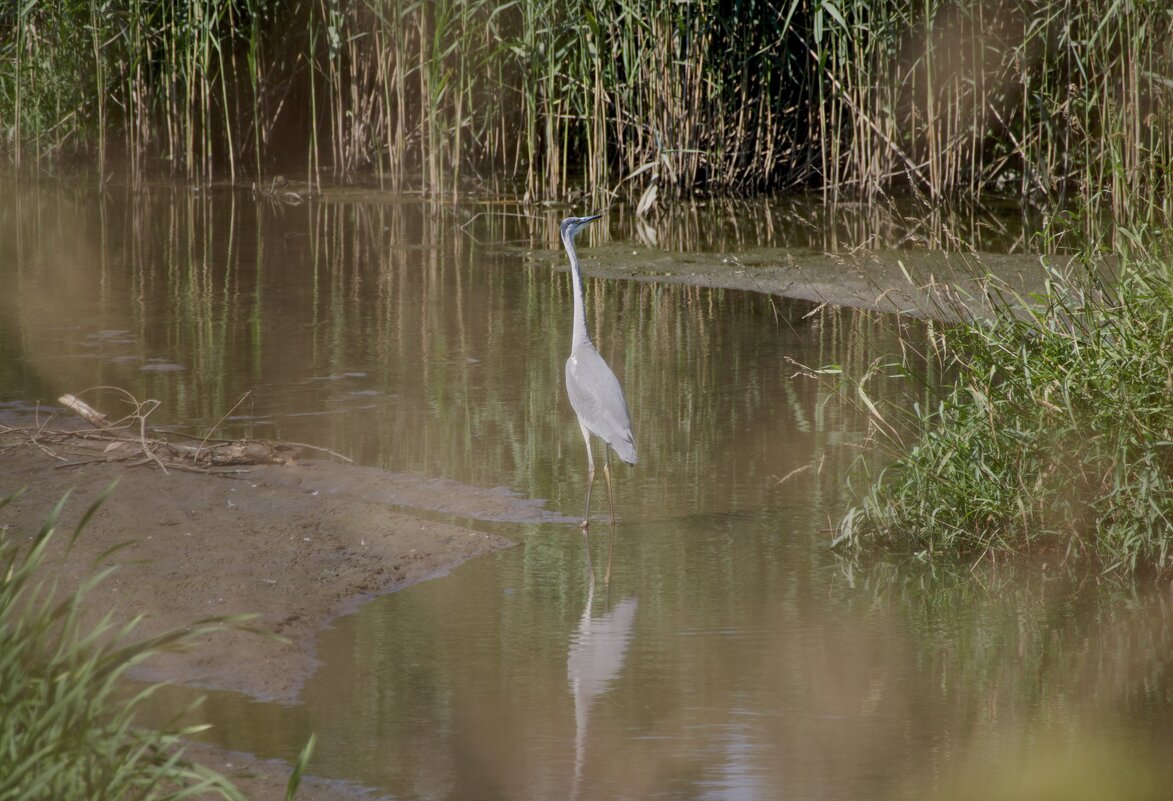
xmin=580 ymin=424 xmax=595 ymax=530
xmin=602 ymin=449 xmax=617 ymax=584
xmin=603 ymin=446 xmax=616 ymax=526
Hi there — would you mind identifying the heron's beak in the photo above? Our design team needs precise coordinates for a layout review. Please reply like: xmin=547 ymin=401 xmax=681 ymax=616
xmin=583 ymin=213 xmax=603 ymax=223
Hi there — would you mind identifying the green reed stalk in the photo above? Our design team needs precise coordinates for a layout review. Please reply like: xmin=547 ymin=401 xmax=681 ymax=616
xmin=245 ymin=0 xmax=263 ymax=179
xmin=12 ymin=1 xmax=24 ymax=171
xmin=307 ymin=6 xmax=322 ymax=191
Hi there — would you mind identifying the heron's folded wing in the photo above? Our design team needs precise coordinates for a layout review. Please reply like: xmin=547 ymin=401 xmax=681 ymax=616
xmin=565 ymin=348 xmax=637 ymax=464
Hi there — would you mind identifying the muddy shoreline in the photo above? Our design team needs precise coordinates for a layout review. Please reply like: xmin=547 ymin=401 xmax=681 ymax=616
xmin=0 ymin=435 xmax=516 ymax=799
xmin=522 ymin=241 xmax=1050 ymax=321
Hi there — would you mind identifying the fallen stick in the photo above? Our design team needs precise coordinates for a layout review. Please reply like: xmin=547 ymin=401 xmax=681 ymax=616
xmin=169 ymin=440 xmax=301 ymax=467
xmin=15 ymin=388 xmax=311 ymax=472
xmin=58 ymin=394 xmax=111 ymax=428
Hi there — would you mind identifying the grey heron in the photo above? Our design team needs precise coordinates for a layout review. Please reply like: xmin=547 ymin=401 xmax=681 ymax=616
xmin=559 ymin=214 xmax=636 ymax=529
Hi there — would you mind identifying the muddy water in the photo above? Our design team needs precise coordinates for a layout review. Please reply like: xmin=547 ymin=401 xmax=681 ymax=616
xmin=3 ymin=184 xmax=1172 ymax=799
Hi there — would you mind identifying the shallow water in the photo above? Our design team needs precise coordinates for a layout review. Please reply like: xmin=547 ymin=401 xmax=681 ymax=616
xmin=2 ymin=184 xmax=1171 ymax=799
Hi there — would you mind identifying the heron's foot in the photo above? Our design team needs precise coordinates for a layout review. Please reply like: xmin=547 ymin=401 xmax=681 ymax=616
xmin=579 ymin=519 xmax=590 ymax=531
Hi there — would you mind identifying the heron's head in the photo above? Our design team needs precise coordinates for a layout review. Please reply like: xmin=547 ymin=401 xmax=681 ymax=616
xmin=559 ymin=214 xmax=603 ymax=246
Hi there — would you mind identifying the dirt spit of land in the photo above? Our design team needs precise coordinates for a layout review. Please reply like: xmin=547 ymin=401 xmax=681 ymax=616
xmin=528 ymin=242 xmax=1052 ymax=321
xmin=0 ymin=436 xmax=519 ymax=800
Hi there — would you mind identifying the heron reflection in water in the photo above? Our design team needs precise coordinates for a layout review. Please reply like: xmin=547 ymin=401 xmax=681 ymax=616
xmin=558 ymin=214 xmax=637 ymax=530
xmin=568 ymin=536 xmax=638 ymax=799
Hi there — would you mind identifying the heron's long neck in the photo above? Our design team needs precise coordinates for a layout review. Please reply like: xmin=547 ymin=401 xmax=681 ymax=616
xmin=565 ymin=237 xmax=592 ymax=350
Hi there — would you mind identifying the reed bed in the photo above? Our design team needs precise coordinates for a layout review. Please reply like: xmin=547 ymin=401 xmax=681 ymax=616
xmin=835 ymin=226 xmax=1173 ymax=574
xmin=2 ymin=0 xmax=1170 ymax=217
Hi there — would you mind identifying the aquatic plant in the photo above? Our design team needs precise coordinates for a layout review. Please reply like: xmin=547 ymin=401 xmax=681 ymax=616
xmin=0 ymin=487 xmax=314 ymax=800
xmin=1 ymin=0 xmax=1170 ymax=221
xmin=836 ymin=227 xmax=1173 ymax=574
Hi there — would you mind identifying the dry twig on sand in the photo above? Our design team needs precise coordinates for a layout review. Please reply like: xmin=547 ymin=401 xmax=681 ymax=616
xmin=0 ymin=388 xmax=303 ymax=475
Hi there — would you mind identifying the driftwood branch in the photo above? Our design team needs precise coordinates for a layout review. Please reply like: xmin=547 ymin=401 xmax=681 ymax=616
xmin=58 ymin=394 xmax=111 ymax=428
xmin=2 ymin=388 xmax=305 ymax=474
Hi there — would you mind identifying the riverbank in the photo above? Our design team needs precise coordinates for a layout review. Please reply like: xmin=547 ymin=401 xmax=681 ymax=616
xmin=523 ymin=240 xmax=1050 ymax=321
xmin=0 ymin=435 xmax=516 ymax=799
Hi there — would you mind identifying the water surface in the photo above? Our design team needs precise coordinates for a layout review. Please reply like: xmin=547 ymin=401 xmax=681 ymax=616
xmin=2 ymin=184 xmax=1170 ymax=800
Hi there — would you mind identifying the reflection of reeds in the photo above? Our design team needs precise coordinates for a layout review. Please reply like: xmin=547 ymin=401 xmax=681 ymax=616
xmin=602 ymin=194 xmax=1041 ymax=253
xmin=4 ymin=180 xmax=909 ymax=533
xmin=3 ymin=2 xmax=1170 ymax=223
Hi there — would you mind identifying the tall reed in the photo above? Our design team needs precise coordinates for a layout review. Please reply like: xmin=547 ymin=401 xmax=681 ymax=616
xmin=2 ymin=0 xmax=1170 ymax=222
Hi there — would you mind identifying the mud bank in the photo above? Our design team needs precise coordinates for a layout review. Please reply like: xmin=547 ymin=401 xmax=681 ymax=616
xmin=0 ymin=440 xmax=518 ymax=799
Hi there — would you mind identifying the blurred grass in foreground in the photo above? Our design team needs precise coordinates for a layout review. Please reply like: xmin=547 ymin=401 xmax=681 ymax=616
xmin=0 ymin=486 xmax=314 ymax=800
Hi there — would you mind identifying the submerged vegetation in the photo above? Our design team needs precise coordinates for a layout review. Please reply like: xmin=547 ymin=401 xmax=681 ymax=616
xmin=837 ymin=227 xmax=1173 ymax=574
xmin=2 ymin=0 xmax=1172 ymax=217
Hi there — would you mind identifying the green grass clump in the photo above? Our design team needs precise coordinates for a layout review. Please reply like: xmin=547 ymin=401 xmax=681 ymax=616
xmin=0 ymin=489 xmax=246 ymax=801
xmin=839 ymin=232 xmax=1173 ymax=573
